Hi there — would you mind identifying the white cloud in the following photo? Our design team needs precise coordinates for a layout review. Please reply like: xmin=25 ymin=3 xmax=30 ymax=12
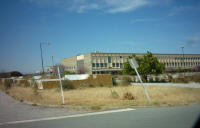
xmin=168 ymin=5 xmax=200 ymax=16
xmin=25 ymin=0 xmax=151 ymax=14
xmin=105 ymin=0 xmax=148 ymax=13
xmin=131 ymin=18 xmax=160 ymax=23
xmin=77 ymin=3 xmax=100 ymax=13
xmin=186 ymin=33 xmax=200 ymax=46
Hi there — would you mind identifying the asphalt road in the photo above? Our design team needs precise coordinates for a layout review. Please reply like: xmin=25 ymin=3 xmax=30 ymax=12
xmin=0 ymin=90 xmax=200 ymax=128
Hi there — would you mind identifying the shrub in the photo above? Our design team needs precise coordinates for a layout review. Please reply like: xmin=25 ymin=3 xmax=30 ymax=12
xmin=32 ymin=80 xmax=38 ymax=95
xmin=155 ymin=77 xmax=160 ymax=83
xmin=121 ymin=76 xmax=132 ymax=85
xmin=62 ymin=80 xmax=75 ymax=90
xmin=110 ymin=90 xmax=119 ymax=99
xmin=191 ymin=65 xmax=200 ymax=72
xmin=177 ymin=67 xmax=184 ymax=72
xmin=172 ymin=78 xmax=188 ymax=83
xmin=0 ymin=79 xmax=3 ymax=85
xmin=24 ymin=80 xmax=30 ymax=87
xmin=168 ymin=75 xmax=173 ymax=82
xmin=4 ymin=79 xmax=12 ymax=90
xmin=149 ymin=77 xmax=154 ymax=83
xmin=89 ymin=83 xmax=95 ymax=88
xmin=166 ymin=67 xmax=176 ymax=73
xmin=123 ymin=92 xmax=135 ymax=100
xmin=99 ymin=83 xmax=104 ymax=87
xmin=112 ymin=77 xmax=118 ymax=86
xmin=91 ymin=106 xmax=102 ymax=110
xmin=191 ymin=75 xmax=200 ymax=83
xmin=160 ymin=79 xmax=166 ymax=83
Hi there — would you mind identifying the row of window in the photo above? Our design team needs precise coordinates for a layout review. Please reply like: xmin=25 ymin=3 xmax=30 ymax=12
xmin=65 ymin=66 xmax=76 ymax=70
xmin=175 ymin=57 xmax=200 ymax=60
xmin=94 ymin=56 xmax=200 ymax=63
xmin=112 ymin=63 xmax=123 ymax=67
xmin=93 ymin=56 xmax=124 ymax=63
xmin=92 ymin=63 xmax=123 ymax=68
xmin=164 ymin=62 xmax=200 ymax=67
xmin=92 ymin=63 xmax=107 ymax=68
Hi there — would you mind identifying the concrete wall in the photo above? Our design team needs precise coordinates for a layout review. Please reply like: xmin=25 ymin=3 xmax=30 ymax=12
xmin=83 ymin=53 xmax=92 ymax=74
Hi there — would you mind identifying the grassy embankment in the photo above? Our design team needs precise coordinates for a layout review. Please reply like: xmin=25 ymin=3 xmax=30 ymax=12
xmin=4 ymin=84 xmax=200 ymax=110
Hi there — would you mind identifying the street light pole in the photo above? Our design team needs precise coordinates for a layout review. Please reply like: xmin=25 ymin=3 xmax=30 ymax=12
xmin=40 ymin=43 xmax=44 ymax=74
xmin=181 ymin=46 xmax=185 ymax=76
xmin=40 ymin=42 xmax=51 ymax=74
xmin=51 ymin=56 xmax=54 ymax=67
xmin=181 ymin=46 xmax=185 ymax=68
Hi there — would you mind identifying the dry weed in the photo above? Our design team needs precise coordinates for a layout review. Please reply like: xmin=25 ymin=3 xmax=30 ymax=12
xmin=6 ymin=85 xmax=200 ymax=110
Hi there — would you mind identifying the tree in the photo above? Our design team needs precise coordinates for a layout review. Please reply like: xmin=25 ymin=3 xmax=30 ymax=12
xmin=52 ymin=64 xmax=65 ymax=76
xmin=0 ymin=71 xmax=23 ymax=78
xmin=123 ymin=51 xmax=165 ymax=81
xmin=10 ymin=71 xmax=23 ymax=77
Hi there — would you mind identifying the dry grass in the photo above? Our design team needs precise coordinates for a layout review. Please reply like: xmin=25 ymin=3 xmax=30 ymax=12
xmin=6 ymin=85 xmax=200 ymax=110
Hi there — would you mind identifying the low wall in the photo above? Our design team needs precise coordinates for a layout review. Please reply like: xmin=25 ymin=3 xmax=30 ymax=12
xmin=114 ymin=72 xmax=200 ymax=83
xmin=41 ymin=74 xmax=113 ymax=89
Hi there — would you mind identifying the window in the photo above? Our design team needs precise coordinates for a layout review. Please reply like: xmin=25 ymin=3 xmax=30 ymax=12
xmin=120 ymin=63 xmax=123 ymax=68
xmin=92 ymin=63 xmax=95 ymax=67
xmin=116 ymin=63 xmax=119 ymax=67
xmin=108 ymin=56 xmax=112 ymax=63
xmin=100 ymin=63 xmax=104 ymax=67
xmin=96 ymin=63 xmax=99 ymax=67
xmin=104 ymin=63 xmax=107 ymax=67
xmin=112 ymin=63 xmax=115 ymax=67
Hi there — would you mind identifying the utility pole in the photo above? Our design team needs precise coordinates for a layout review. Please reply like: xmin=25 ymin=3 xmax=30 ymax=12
xmin=40 ymin=42 xmax=51 ymax=74
xmin=40 ymin=43 xmax=44 ymax=74
xmin=181 ymin=46 xmax=185 ymax=76
xmin=57 ymin=66 xmax=65 ymax=104
xmin=52 ymin=56 xmax=54 ymax=66
xmin=181 ymin=46 xmax=185 ymax=67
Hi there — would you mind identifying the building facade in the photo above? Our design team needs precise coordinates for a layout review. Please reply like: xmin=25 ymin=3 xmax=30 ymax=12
xmin=61 ymin=52 xmax=200 ymax=74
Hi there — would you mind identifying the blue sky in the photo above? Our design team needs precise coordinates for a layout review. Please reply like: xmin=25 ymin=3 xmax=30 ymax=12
xmin=0 ymin=0 xmax=200 ymax=73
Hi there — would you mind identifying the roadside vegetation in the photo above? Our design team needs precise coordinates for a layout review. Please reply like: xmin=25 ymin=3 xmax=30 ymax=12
xmin=1 ymin=79 xmax=200 ymax=110
xmin=0 ymin=51 xmax=200 ymax=110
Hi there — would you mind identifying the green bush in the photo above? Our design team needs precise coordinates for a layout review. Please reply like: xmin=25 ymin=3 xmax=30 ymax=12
xmin=177 ymin=67 xmax=184 ymax=72
xmin=172 ymin=78 xmax=188 ymax=83
xmin=155 ymin=77 xmax=160 ymax=83
xmin=149 ymin=77 xmax=154 ymax=83
xmin=89 ymin=83 xmax=95 ymax=88
xmin=62 ymin=80 xmax=75 ymax=90
xmin=160 ymin=79 xmax=166 ymax=83
xmin=168 ymin=75 xmax=173 ymax=82
xmin=112 ymin=77 xmax=118 ymax=86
